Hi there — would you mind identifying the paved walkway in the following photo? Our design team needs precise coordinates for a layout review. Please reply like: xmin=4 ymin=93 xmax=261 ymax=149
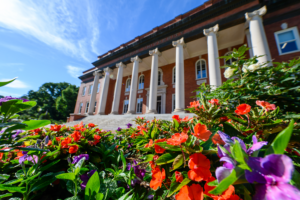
xmin=65 ymin=113 xmax=195 ymax=130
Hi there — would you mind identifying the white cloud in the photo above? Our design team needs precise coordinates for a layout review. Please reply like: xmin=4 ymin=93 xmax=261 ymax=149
xmin=0 ymin=90 xmax=23 ymax=97
xmin=0 ymin=79 xmax=29 ymax=89
xmin=66 ymin=65 xmax=85 ymax=78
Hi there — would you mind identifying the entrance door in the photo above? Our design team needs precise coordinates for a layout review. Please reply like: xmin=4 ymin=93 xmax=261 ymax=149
xmin=156 ymin=96 xmax=161 ymax=114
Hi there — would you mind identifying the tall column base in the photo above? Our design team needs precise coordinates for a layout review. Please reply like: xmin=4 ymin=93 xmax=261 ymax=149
xmin=126 ymin=111 xmax=136 ymax=115
xmin=172 ymin=108 xmax=185 ymax=114
xmin=146 ymin=109 xmax=157 ymax=114
xmin=98 ymin=112 xmax=106 ymax=115
xmin=109 ymin=112 xmax=119 ymax=115
xmin=88 ymin=112 xmax=94 ymax=115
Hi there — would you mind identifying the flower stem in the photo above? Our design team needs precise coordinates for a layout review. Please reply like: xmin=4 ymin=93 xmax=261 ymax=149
xmin=180 ymin=145 xmax=186 ymax=168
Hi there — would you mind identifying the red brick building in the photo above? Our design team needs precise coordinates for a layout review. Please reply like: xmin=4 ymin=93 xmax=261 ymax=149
xmin=68 ymin=0 xmax=300 ymax=122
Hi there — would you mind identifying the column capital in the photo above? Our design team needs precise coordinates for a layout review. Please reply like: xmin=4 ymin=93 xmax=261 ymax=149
xmin=130 ymin=55 xmax=142 ymax=63
xmin=172 ymin=37 xmax=186 ymax=47
xmin=93 ymin=70 xmax=102 ymax=76
xmin=103 ymin=67 xmax=113 ymax=75
xmin=116 ymin=62 xmax=126 ymax=68
xmin=149 ymin=48 xmax=161 ymax=56
xmin=203 ymin=24 xmax=219 ymax=36
xmin=245 ymin=6 xmax=267 ymax=21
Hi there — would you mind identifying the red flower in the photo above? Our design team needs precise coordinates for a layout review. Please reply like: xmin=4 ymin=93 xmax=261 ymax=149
xmin=188 ymin=101 xmax=200 ymax=109
xmin=69 ymin=145 xmax=79 ymax=154
xmin=256 ymin=100 xmax=276 ymax=111
xmin=220 ymin=116 xmax=229 ymax=121
xmin=150 ymin=167 xmax=165 ymax=190
xmin=208 ymin=99 xmax=219 ymax=105
xmin=88 ymin=123 xmax=95 ymax=128
xmin=145 ymin=139 xmax=154 ymax=148
xmin=74 ymin=122 xmax=84 ymax=131
xmin=56 ymin=137 xmax=62 ymax=142
xmin=61 ymin=137 xmax=72 ymax=148
xmin=71 ymin=131 xmax=81 ymax=142
xmin=167 ymin=132 xmax=188 ymax=146
xmin=47 ymin=140 xmax=52 ymax=146
xmin=212 ymin=134 xmax=225 ymax=145
xmin=204 ymin=177 xmax=238 ymax=200
xmin=115 ymin=145 xmax=119 ymax=151
xmin=154 ymin=139 xmax=167 ymax=154
xmin=188 ymin=153 xmax=211 ymax=182
xmin=93 ymin=135 xmax=101 ymax=145
xmin=50 ymin=125 xmax=61 ymax=132
xmin=182 ymin=116 xmax=190 ymax=122
xmin=172 ymin=115 xmax=181 ymax=123
xmin=192 ymin=123 xmax=212 ymax=141
xmin=234 ymin=104 xmax=251 ymax=115
xmin=175 ymin=171 xmax=183 ymax=183
xmin=175 ymin=184 xmax=203 ymax=200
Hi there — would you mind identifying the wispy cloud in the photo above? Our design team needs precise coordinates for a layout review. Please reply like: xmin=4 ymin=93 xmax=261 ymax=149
xmin=66 ymin=65 xmax=85 ymax=78
xmin=0 ymin=90 xmax=23 ymax=97
xmin=0 ymin=79 xmax=29 ymax=89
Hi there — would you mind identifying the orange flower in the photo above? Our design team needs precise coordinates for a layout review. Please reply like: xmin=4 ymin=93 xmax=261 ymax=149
xmin=56 ymin=137 xmax=62 ymax=142
xmin=172 ymin=115 xmax=181 ymax=123
xmin=88 ymin=123 xmax=95 ymax=128
xmin=154 ymin=139 xmax=167 ymax=154
xmin=69 ymin=145 xmax=78 ymax=154
xmin=175 ymin=184 xmax=203 ymax=200
xmin=188 ymin=153 xmax=211 ymax=182
xmin=150 ymin=155 xmax=159 ymax=169
xmin=74 ymin=121 xmax=84 ymax=131
xmin=93 ymin=135 xmax=101 ymax=145
xmin=208 ymin=99 xmax=219 ymax=105
xmin=256 ymin=100 xmax=276 ymax=111
xmin=61 ymin=137 xmax=72 ymax=148
xmin=204 ymin=177 xmax=239 ymax=200
xmin=175 ymin=171 xmax=183 ymax=183
xmin=192 ymin=123 xmax=212 ymax=141
xmin=235 ymin=104 xmax=251 ymax=115
xmin=182 ymin=116 xmax=190 ymax=122
xmin=150 ymin=167 xmax=165 ymax=190
xmin=47 ymin=140 xmax=52 ymax=146
xmin=188 ymin=101 xmax=200 ymax=108
xmin=145 ymin=139 xmax=154 ymax=148
xmin=50 ymin=125 xmax=61 ymax=132
xmin=167 ymin=132 xmax=188 ymax=146
xmin=212 ymin=134 xmax=225 ymax=145
xmin=71 ymin=131 xmax=81 ymax=142
xmin=0 ymin=153 xmax=3 ymax=161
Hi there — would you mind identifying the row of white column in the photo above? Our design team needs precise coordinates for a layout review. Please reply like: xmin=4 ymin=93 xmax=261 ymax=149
xmin=87 ymin=6 xmax=271 ymax=115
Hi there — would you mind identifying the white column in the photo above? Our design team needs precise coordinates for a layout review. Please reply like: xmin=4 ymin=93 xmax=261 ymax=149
xmin=111 ymin=62 xmax=126 ymax=114
xmin=147 ymin=48 xmax=161 ymax=114
xmin=245 ymin=6 xmax=272 ymax=66
xmin=172 ymin=37 xmax=186 ymax=113
xmin=98 ymin=67 xmax=112 ymax=115
xmin=245 ymin=29 xmax=254 ymax=58
xmin=88 ymin=70 xmax=101 ymax=115
xmin=126 ymin=56 xmax=141 ymax=114
xmin=204 ymin=24 xmax=222 ymax=88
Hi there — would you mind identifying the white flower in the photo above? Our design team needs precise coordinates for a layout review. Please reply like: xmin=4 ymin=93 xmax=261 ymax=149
xmin=248 ymin=63 xmax=260 ymax=72
xmin=224 ymin=67 xmax=235 ymax=78
xmin=242 ymin=64 xmax=249 ymax=73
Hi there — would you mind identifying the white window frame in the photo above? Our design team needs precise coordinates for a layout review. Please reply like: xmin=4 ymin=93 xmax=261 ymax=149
xmin=223 ymin=51 xmax=236 ymax=66
xmin=274 ymin=27 xmax=300 ymax=55
xmin=79 ymin=102 xmax=83 ymax=113
xmin=125 ymin=78 xmax=131 ymax=92
xmin=136 ymin=98 xmax=143 ymax=113
xmin=97 ymin=83 xmax=100 ymax=93
xmin=195 ymin=59 xmax=207 ymax=80
xmin=172 ymin=66 xmax=176 ymax=84
xmin=85 ymin=102 xmax=89 ymax=113
xmin=138 ymin=75 xmax=144 ymax=90
xmin=172 ymin=94 xmax=175 ymax=112
xmin=88 ymin=85 xmax=93 ymax=95
xmin=82 ymin=87 xmax=86 ymax=96
xmin=123 ymin=100 xmax=129 ymax=114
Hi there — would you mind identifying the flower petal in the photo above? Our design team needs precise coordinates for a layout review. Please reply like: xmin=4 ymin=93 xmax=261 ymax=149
xmin=215 ymin=166 xmax=231 ymax=183
xmin=266 ymin=183 xmax=300 ymax=200
xmin=217 ymin=131 xmax=233 ymax=144
xmin=248 ymin=141 xmax=268 ymax=155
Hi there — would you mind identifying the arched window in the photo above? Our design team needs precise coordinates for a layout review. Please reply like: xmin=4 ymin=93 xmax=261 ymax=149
xmin=195 ymin=59 xmax=207 ymax=79
xmin=158 ymin=68 xmax=163 ymax=85
xmin=224 ymin=51 xmax=237 ymax=66
xmin=172 ymin=66 xmax=176 ymax=84
xmin=125 ymin=78 xmax=131 ymax=92
xmin=138 ymin=75 xmax=144 ymax=90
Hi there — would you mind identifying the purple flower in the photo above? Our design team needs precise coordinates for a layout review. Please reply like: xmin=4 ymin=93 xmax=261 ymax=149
xmin=12 ymin=130 xmax=23 ymax=138
xmin=245 ymin=154 xmax=300 ymax=200
xmin=72 ymin=154 xmax=89 ymax=164
xmin=80 ymin=170 xmax=96 ymax=189
xmin=19 ymin=151 xmax=38 ymax=164
xmin=0 ymin=96 xmax=28 ymax=106
xmin=127 ymin=160 xmax=146 ymax=186
xmin=126 ymin=123 xmax=132 ymax=128
xmin=127 ymin=163 xmax=131 ymax=171
xmin=117 ymin=127 xmax=122 ymax=131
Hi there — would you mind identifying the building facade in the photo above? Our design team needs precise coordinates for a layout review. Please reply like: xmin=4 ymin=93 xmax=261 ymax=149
xmin=68 ymin=0 xmax=300 ymax=122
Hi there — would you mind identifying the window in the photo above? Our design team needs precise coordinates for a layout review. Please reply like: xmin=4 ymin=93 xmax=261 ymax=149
xmin=82 ymin=87 xmax=86 ymax=96
xmin=158 ymin=68 xmax=163 ymax=85
xmin=125 ymin=78 xmax=131 ymax=92
xmin=275 ymin=27 xmax=300 ymax=55
xmin=172 ymin=94 xmax=175 ymax=111
xmin=172 ymin=67 xmax=176 ymax=84
xmin=79 ymin=103 xmax=83 ymax=113
xmin=123 ymin=100 xmax=129 ymax=113
xmin=136 ymin=98 xmax=143 ymax=113
xmin=85 ymin=102 xmax=89 ymax=113
xmin=223 ymin=52 xmax=237 ymax=66
xmin=88 ymin=85 xmax=93 ymax=95
xmin=138 ymin=75 xmax=144 ymax=90
xmin=195 ymin=59 xmax=207 ymax=79
xmin=94 ymin=102 xmax=97 ymax=113
xmin=97 ymin=83 xmax=100 ymax=93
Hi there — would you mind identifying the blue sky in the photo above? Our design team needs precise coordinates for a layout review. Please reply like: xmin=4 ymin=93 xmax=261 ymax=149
xmin=0 ymin=0 xmax=204 ymax=97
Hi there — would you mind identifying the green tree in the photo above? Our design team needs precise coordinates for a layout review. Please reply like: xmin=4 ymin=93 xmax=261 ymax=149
xmin=56 ymin=85 xmax=79 ymax=119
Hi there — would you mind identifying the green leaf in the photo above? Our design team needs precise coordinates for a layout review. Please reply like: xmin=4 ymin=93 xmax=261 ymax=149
xmin=167 ymin=178 xmax=190 ymax=197
xmin=173 ymin=119 xmax=179 ymax=130
xmin=39 ymin=159 xmax=60 ymax=171
xmin=154 ymin=142 xmax=182 ymax=151
xmin=0 ymin=77 xmax=16 ymax=87
xmin=56 ymin=173 xmax=76 ymax=181
xmin=151 ymin=127 xmax=157 ymax=139
xmin=85 ymin=172 xmax=100 ymax=200
xmin=22 ymin=120 xmax=51 ymax=131
xmin=117 ymin=189 xmax=133 ymax=200
xmin=30 ymin=172 xmax=62 ymax=193
xmin=75 ymin=157 xmax=86 ymax=175
xmin=0 ymin=193 xmax=13 ymax=198
xmin=0 ymin=174 xmax=10 ymax=182
xmin=0 ymin=184 xmax=26 ymax=193
xmin=155 ymin=153 xmax=178 ymax=165
xmin=96 ymin=193 xmax=104 ymax=200
xmin=141 ymin=154 xmax=154 ymax=163
xmin=291 ymin=169 xmax=300 ymax=190
xmin=231 ymin=140 xmax=251 ymax=171
xmin=209 ymin=167 xmax=244 ymax=195
xmin=267 ymin=119 xmax=294 ymax=155
xmin=172 ymin=154 xmax=184 ymax=170
xmin=120 ymin=151 xmax=126 ymax=173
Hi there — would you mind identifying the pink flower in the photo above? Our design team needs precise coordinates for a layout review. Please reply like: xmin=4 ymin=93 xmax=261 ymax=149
xmin=256 ymin=100 xmax=276 ymax=111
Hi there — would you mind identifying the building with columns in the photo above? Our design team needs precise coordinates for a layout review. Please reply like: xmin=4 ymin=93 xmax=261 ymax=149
xmin=68 ymin=0 xmax=300 ymax=122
